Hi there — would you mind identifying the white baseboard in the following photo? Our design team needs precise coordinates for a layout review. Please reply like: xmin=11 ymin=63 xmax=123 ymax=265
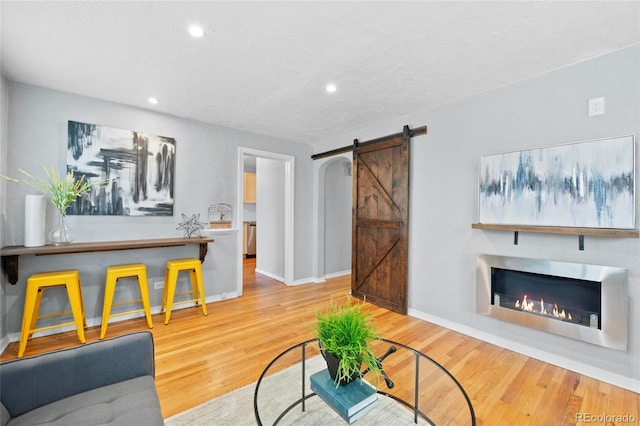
xmin=255 ymin=269 xmax=322 ymax=287
xmin=254 ymin=268 xmax=285 ymax=283
xmin=299 ymin=270 xmax=349 ymax=285
xmin=292 ymin=276 xmax=319 ymax=286
xmin=324 ymin=269 xmax=350 ymax=280
xmin=0 ymin=335 xmax=9 ymax=355
xmin=3 ymin=294 xmax=240 ymax=345
xmin=408 ymin=308 xmax=640 ymax=393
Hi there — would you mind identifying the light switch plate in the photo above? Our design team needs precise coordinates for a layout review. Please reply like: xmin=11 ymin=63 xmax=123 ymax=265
xmin=588 ymin=96 xmax=605 ymax=116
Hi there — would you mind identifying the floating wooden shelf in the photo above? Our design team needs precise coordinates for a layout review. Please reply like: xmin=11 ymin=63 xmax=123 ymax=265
xmin=471 ymin=223 xmax=639 ymax=238
xmin=471 ymin=223 xmax=638 ymax=250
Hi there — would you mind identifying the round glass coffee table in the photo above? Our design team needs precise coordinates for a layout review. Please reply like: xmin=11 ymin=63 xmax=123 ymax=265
xmin=254 ymin=338 xmax=475 ymax=425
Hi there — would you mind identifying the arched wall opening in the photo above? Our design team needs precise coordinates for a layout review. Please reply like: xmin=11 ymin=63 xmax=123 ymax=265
xmin=313 ymin=154 xmax=352 ymax=281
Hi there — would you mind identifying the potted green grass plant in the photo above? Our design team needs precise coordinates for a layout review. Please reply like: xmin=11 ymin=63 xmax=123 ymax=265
xmin=2 ymin=167 xmax=102 ymax=245
xmin=313 ymin=296 xmax=381 ymax=386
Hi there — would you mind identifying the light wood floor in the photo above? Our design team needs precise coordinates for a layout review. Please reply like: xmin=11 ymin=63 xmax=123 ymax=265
xmin=1 ymin=258 xmax=638 ymax=425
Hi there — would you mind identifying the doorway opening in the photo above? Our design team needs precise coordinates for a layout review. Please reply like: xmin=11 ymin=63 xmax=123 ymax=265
xmin=314 ymin=155 xmax=352 ymax=280
xmin=237 ymin=148 xmax=295 ymax=295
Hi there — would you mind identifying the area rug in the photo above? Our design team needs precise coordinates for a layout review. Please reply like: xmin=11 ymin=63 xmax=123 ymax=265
xmin=164 ymin=356 xmax=430 ymax=425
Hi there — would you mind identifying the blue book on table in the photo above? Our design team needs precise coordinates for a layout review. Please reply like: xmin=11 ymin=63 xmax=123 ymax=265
xmin=345 ymin=399 xmax=378 ymax=424
xmin=310 ymin=369 xmax=378 ymax=422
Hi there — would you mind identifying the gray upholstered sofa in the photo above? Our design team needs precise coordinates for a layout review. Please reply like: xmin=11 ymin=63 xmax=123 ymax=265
xmin=0 ymin=331 xmax=164 ymax=426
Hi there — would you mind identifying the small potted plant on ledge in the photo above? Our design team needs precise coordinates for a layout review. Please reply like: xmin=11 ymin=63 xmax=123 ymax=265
xmin=2 ymin=167 xmax=102 ymax=245
xmin=313 ymin=296 xmax=381 ymax=386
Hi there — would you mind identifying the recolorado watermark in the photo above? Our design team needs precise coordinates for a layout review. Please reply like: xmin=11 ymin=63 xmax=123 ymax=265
xmin=576 ymin=413 xmax=637 ymax=423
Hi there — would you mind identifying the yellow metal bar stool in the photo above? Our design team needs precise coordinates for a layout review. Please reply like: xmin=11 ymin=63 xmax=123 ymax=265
xmin=100 ymin=263 xmax=154 ymax=339
xmin=161 ymin=258 xmax=207 ymax=325
xmin=18 ymin=269 xmax=86 ymax=357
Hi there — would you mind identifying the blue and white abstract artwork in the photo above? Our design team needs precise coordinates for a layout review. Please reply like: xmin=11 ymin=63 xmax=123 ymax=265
xmin=479 ymin=136 xmax=635 ymax=229
xmin=67 ymin=120 xmax=175 ymax=216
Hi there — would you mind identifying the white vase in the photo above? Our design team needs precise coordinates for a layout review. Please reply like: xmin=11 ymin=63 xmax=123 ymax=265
xmin=24 ymin=195 xmax=46 ymax=247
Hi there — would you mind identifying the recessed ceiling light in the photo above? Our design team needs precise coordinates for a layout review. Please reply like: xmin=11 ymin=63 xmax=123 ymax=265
xmin=148 ymin=97 xmax=159 ymax=105
xmin=188 ymin=25 xmax=205 ymax=38
xmin=326 ymin=84 xmax=337 ymax=93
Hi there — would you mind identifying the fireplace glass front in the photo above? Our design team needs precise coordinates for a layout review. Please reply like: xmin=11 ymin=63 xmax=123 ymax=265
xmin=491 ymin=268 xmax=601 ymax=329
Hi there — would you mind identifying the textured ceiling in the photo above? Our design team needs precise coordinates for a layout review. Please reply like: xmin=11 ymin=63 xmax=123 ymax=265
xmin=1 ymin=1 xmax=639 ymax=145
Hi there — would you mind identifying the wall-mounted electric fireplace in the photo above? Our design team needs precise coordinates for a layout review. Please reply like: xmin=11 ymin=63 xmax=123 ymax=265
xmin=476 ymin=254 xmax=628 ymax=351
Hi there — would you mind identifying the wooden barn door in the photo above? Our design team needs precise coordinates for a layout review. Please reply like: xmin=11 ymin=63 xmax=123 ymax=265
xmin=351 ymin=126 xmax=421 ymax=315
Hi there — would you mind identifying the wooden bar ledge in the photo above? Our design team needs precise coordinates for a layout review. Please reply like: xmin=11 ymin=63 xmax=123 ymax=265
xmin=1 ymin=237 xmax=214 ymax=285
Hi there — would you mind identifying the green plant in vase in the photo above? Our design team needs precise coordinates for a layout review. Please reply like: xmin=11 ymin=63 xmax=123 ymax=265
xmin=3 ymin=167 xmax=99 ymax=245
xmin=313 ymin=296 xmax=381 ymax=386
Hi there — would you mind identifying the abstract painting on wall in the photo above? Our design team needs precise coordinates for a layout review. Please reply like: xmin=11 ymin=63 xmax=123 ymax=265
xmin=478 ymin=135 xmax=635 ymax=229
xmin=67 ymin=120 xmax=175 ymax=216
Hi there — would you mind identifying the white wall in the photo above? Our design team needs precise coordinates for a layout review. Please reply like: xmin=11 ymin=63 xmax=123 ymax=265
xmin=0 ymin=82 xmax=315 ymax=342
xmin=314 ymin=44 xmax=640 ymax=391
xmin=256 ymin=157 xmax=285 ymax=280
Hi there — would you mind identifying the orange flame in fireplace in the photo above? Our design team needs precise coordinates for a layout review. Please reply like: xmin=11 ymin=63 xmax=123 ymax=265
xmin=515 ymin=295 xmax=572 ymax=320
